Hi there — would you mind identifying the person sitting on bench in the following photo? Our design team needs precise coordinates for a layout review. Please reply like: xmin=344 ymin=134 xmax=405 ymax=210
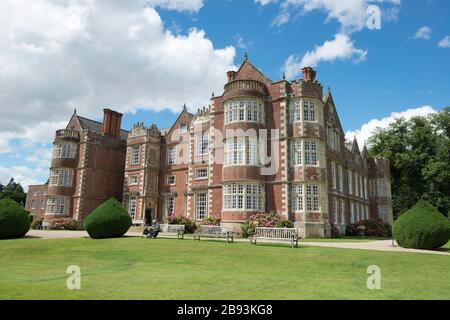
xmin=148 ymin=220 xmax=161 ymax=239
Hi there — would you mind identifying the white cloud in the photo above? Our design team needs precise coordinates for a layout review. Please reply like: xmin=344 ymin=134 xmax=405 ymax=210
xmin=414 ymin=26 xmax=432 ymax=40
xmin=283 ymin=33 xmax=367 ymax=79
xmin=255 ymin=0 xmax=279 ymax=5
xmin=438 ymin=36 xmax=450 ymax=48
xmin=0 ymin=0 xmax=235 ymax=155
xmin=0 ymin=165 xmax=49 ymax=192
xmin=267 ymin=0 xmax=401 ymax=32
xmin=345 ymin=106 xmax=438 ymax=148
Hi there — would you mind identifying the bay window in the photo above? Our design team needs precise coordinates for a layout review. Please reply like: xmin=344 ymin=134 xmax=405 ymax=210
xmin=292 ymin=185 xmax=303 ymax=211
xmin=46 ymin=196 xmax=70 ymax=215
xmin=224 ymin=99 xmax=264 ymax=124
xmin=53 ymin=143 xmax=76 ymax=159
xmin=49 ymin=168 xmax=73 ymax=187
xmin=224 ymin=137 xmax=259 ymax=166
xmin=223 ymin=183 xmax=264 ymax=211
xmin=306 ymin=185 xmax=320 ymax=211
xmin=290 ymin=140 xmax=318 ymax=166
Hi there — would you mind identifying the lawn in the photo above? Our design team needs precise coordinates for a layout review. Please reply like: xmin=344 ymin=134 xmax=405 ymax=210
xmin=0 ymin=237 xmax=449 ymax=300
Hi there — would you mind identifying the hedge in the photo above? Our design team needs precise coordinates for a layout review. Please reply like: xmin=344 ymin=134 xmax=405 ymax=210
xmin=0 ymin=198 xmax=30 ymax=239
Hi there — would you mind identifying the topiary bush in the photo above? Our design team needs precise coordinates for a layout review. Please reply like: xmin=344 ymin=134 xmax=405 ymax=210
xmin=0 ymin=198 xmax=31 ymax=239
xmin=393 ymin=201 xmax=450 ymax=249
xmin=83 ymin=198 xmax=132 ymax=239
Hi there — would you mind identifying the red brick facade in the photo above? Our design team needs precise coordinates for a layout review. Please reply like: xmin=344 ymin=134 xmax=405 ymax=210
xmin=26 ymin=58 xmax=393 ymax=237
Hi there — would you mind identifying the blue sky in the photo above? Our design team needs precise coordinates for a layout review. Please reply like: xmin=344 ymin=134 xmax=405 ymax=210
xmin=0 ymin=0 xmax=449 ymax=189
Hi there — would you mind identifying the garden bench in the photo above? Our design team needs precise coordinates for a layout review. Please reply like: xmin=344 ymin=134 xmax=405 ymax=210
xmin=142 ymin=224 xmax=185 ymax=240
xmin=249 ymin=227 xmax=299 ymax=248
xmin=194 ymin=225 xmax=234 ymax=243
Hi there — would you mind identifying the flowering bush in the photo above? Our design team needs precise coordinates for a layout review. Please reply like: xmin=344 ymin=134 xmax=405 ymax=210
xmin=201 ymin=216 xmax=221 ymax=226
xmin=242 ymin=212 xmax=294 ymax=238
xmin=345 ymin=219 xmax=392 ymax=237
xmin=49 ymin=218 xmax=78 ymax=231
xmin=168 ymin=215 xmax=197 ymax=233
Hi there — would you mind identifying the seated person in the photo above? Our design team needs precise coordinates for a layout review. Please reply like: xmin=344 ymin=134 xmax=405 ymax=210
xmin=149 ymin=220 xmax=161 ymax=239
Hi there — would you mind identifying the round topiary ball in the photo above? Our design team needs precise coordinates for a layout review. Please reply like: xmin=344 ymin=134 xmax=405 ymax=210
xmin=0 ymin=198 xmax=31 ymax=239
xmin=84 ymin=198 xmax=132 ymax=239
xmin=393 ymin=201 xmax=450 ymax=249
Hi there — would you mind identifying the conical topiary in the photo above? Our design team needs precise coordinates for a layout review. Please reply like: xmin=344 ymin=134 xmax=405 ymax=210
xmin=0 ymin=198 xmax=31 ymax=239
xmin=83 ymin=198 xmax=132 ymax=239
xmin=393 ymin=200 xmax=450 ymax=249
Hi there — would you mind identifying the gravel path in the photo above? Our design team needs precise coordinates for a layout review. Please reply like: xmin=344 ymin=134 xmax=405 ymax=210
xmin=25 ymin=230 xmax=450 ymax=256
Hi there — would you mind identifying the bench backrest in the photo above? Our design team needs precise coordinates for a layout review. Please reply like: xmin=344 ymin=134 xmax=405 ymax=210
xmin=160 ymin=224 xmax=185 ymax=233
xmin=199 ymin=225 xmax=232 ymax=235
xmin=255 ymin=227 xmax=298 ymax=239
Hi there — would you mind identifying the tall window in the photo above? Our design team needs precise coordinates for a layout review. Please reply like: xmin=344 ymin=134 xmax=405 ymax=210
xmin=304 ymin=141 xmax=318 ymax=166
xmin=53 ymin=143 xmax=76 ymax=159
xmin=355 ymin=173 xmax=359 ymax=197
xmin=196 ymin=133 xmax=209 ymax=156
xmin=339 ymin=199 xmax=345 ymax=225
xmin=292 ymin=185 xmax=303 ymax=211
xmin=165 ymin=197 xmax=175 ymax=217
xmin=364 ymin=178 xmax=368 ymax=200
xmin=303 ymin=100 xmax=316 ymax=122
xmin=224 ymin=99 xmax=264 ymax=124
xmin=128 ymin=197 xmax=137 ymax=219
xmin=306 ymin=185 xmax=320 ymax=211
xmin=167 ymin=146 xmax=177 ymax=165
xmin=223 ymin=183 xmax=264 ymax=211
xmin=359 ymin=176 xmax=364 ymax=199
xmin=348 ymin=171 xmax=353 ymax=195
xmin=224 ymin=137 xmax=259 ymax=166
xmin=195 ymin=193 xmax=208 ymax=220
xmin=31 ymin=200 xmax=36 ymax=210
xmin=338 ymin=165 xmax=344 ymax=192
xmin=331 ymin=162 xmax=337 ymax=190
xmin=292 ymin=100 xmax=317 ymax=122
xmin=49 ymin=169 xmax=73 ymax=187
xmin=131 ymin=146 xmax=140 ymax=165
xmin=332 ymin=198 xmax=338 ymax=224
xmin=327 ymin=126 xmax=340 ymax=152
xmin=350 ymin=202 xmax=355 ymax=223
xmin=291 ymin=140 xmax=302 ymax=166
xmin=46 ymin=196 xmax=70 ymax=215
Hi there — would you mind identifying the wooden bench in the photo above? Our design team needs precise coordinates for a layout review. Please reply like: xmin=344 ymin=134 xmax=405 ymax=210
xmin=249 ymin=227 xmax=299 ymax=248
xmin=142 ymin=224 xmax=185 ymax=240
xmin=194 ymin=225 xmax=234 ymax=243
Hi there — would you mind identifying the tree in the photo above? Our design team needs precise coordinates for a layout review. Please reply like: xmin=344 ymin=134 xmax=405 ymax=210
xmin=0 ymin=178 xmax=26 ymax=206
xmin=369 ymin=107 xmax=450 ymax=218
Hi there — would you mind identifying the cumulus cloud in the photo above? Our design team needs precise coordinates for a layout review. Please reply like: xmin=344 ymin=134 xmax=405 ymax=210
xmin=438 ymin=36 xmax=450 ymax=48
xmin=0 ymin=165 xmax=50 ymax=191
xmin=0 ymin=0 xmax=235 ymax=155
xmin=413 ymin=26 xmax=432 ymax=40
xmin=283 ymin=33 xmax=367 ymax=79
xmin=261 ymin=0 xmax=401 ymax=32
xmin=345 ymin=106 xmax=437 ymax=148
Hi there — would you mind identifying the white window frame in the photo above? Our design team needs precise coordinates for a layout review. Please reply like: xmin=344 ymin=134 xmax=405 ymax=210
xmin=224 ymin=99 xmax=265 ymax=124
xmin=224 ymin=137 xmax=259 ymax=167
xmin=196 ymin=132 xmax=209 ymax=157
xmin=165 ymin=197 xmax=175 ymax=217
xmin=195 ymin=192 xmax=208 ymax=220
xmin=292 ymin=185 xmax=304 ymax=212
xmin=223 ymin=183 xmax=264 ymax=212
xmin=128 ymin=197 xmax=137 ymax=219
xmin=49 ymin=168 xmax=73 ymax=187
xmin=166 ymin=175 xmax=176 ymax=186
xmin=303 ymin=100 xmax=316 ymax=122
xmin=195 ymin=168 xmax=208 ymax=180
xmin=129 ymin=175 xmax=139 ymax=186
xmin=338 ymin=165 xmax=344 ymax=192
xmin=53 ymin=143 xmax=76 ymax=159
xmin=46 ymin=196 xmax=70 ymax=216
xmin=306 ymin=185 xmax=320 ymax=212
xmin=331 ymin=162 xmax=337 ymax=190
xmin=348 ymin=171 xmax=353 ymax=196
xmin=179 ymin=123 xmax=188 ymax=133
xmin=131 ymin=146 xmax=140 ymax=165
xmin=167 ymin=146 xmax=177 ymax=165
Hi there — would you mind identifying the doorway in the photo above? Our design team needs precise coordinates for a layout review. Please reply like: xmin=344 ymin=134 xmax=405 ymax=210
xmin=145 ymin=209 xmax=153 ymax=226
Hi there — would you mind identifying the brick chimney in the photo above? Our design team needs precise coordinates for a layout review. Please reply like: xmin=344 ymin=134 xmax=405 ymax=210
xmin=301 ymin=67 xmax=316 ymax=82
xmin=227 ymin=71 xmax=237 ymax=82
xmin=102 ymin=109 xmax=123 ymax=138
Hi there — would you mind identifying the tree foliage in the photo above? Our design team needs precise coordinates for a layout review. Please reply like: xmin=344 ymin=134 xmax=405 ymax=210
xmin=369 ymin=107 xmax=450 ymax=218
xmin=0 ymin=178 xmax=27 ymax=205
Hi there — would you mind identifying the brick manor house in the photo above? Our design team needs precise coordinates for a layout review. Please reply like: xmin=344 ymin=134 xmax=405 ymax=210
xmin=26 ymin=57 xmax=393 ymax=238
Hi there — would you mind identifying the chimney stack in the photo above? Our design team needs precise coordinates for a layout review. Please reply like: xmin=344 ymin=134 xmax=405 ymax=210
xmin=227 ymin=71 xmax=237 ymax=82
xmin=102 ymin=109 xmax=123 ymax=138
xmin=301 ymin=67 xmax=317 ymax=82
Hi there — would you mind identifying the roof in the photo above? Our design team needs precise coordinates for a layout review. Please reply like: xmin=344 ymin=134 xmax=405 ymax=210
xmin=76 ymin=115 xmax=129 ymax=140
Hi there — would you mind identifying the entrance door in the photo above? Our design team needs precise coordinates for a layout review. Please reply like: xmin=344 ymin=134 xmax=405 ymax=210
xmin=145 ymin=209 xmax=153 ymax=226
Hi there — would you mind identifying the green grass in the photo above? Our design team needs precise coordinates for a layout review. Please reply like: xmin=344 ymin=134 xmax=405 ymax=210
xmin=0 ymin=237 xmax=449 ymax=300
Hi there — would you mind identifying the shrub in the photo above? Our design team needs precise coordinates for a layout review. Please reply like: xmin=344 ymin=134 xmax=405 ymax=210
xmin=345 ymin=219 xmax=392 ymax=237
xmin=241 ymin=212 xmax=294 ymax=238
xmin=330 ymin=224 xmax=341 ymax=238
xmin=201 ymin=216 xmax=221 ymax=226
xmin=168 ymin=215 xmax=197 ymax=233
xmin=83 ymin=198 xmax=132 ymax=239
xmin=393 ymin=201 xmax=450 ymax=249
xmin=30 ymin=216 xmax=44 ymax=230
xmin=49 ymin=218 xmax=78 ymax=230
xmin=0 ymin=198 xmax=30 ymax=239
